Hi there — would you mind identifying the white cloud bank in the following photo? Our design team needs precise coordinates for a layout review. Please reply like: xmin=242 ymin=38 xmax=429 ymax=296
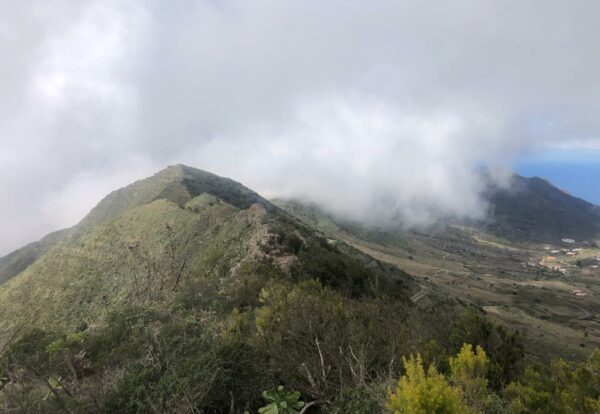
xmin=1 ymin=0 xmax=600 ymax=254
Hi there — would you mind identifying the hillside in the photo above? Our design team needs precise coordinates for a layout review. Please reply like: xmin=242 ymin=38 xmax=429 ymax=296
xmin=484 ymin=174 xmax=600 ymax=242
xmin=1 ymin=165 xmax=595 ymax=413
xmin=274 ymin=196 xmax=600 ymax=361
xmin=1 ymin=165 xmax=480 ymax=413
xmin=0 ymin=165 xmax=274 ymax=287
xmin=0 ymin=165 xmax=415 ymax=331
xmin=0 ymin=229 xmax=68 ymax=285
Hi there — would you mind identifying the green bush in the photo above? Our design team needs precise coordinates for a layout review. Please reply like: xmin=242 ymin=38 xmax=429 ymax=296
xmin=387 ymin=354 xmax=471 ymax=414
xmin=505 ymin=349 xmax=600 ymax=413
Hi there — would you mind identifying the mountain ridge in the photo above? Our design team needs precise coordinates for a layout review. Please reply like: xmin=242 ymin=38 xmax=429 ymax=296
xmin=0 ymin=164 xmax=414 ymax=333
xmin=79 ymin=164 xmax=276 ymax=228
xmin=2 ymin=169 xmax=599 ymax=286
xmin=0 ymin=164 xmax=277 ymax=284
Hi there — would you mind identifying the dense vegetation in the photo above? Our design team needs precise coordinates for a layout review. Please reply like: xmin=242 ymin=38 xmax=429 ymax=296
xmin=3 ymin=268 xmax=597 ymax=413
xmin=0 ymin=166 xmax=598 ymax=413
xmin=0 ymin=276 xmax=527 ymax=412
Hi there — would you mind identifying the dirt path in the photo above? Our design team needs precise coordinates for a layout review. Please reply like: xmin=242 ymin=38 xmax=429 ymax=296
xmin=410 ymin=285 xmax=428 ymax=303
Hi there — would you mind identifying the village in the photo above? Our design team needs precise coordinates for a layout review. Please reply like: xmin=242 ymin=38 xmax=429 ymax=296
xmin=536 ymin=238 xmax=600 ymax=297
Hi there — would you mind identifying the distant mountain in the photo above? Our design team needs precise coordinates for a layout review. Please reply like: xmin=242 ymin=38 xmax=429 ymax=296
xmin=274 ymin=184 xmax=600 ymax=361
xmin=484 ymin=174 xmax=600 ymax=243
xmin=275 ymin=174 xmax=600 ymax=244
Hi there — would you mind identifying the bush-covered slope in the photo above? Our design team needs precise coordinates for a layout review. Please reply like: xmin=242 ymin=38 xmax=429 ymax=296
xmin=0 ymin=229 xmax=68 ymax=284
xmin=0 ymin=195 xmax=252 ymax=332
xmin=0 ymin=164 xmax=274 ymax=287
xmin=78 ymin=164 xmax=275 ymax=230
xmin=0 ymin=184 xmax=413 ymax=335
xmin=0 ymin=166 xmax=532 ymax=413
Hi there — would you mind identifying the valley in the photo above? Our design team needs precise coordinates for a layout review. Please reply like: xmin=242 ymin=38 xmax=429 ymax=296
xmin=274 ymin=199 xmax=600 ymax=361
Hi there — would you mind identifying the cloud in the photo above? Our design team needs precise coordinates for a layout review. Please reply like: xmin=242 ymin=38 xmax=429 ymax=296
xmin=189 ymin=95 xmax=511 ymax=227
xmin=1 ymin=0 xmax=600 ymax=254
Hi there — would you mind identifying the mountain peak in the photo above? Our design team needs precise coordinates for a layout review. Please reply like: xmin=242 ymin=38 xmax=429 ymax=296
xmin=485 ymin=173 xmax=600 ymax=242
xmin=78 ymin=164 xmax=274 ymax=229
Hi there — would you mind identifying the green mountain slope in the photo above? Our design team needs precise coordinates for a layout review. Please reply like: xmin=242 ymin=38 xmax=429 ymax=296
xmin=0 ymin=164 xmax=274 ymax=287
xmin=0 ymin=229 xmax=68 ymax=284
xmin=0 ymin=165 xmax=413 ymax=333
xmin=0 ymin=166 xmax=528 ymax=413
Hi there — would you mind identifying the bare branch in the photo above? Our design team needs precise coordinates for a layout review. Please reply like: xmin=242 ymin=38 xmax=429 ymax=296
xmin=299 ymin=400 xmax=330 ymax=414
xmin=315 ymin=337 xmax=328 ymax=388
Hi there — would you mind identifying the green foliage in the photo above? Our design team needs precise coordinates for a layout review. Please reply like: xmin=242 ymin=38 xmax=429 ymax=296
xmin=451 ymin=309 xmax=524 ymax=390
xmin=254 ymin=279 xmax=432 ymax=401
xmin=264 ymin=211 xmax=411 ymax=299
xmin=0 ymin=328 xmax=79 ymax=412
xmin=258 ymin=386 xmax=305 ymax=414
xmin=101 ymin=312 xmax=274 ymax=413
xmin=449 ymin=344 xmax=492 ymax=413
xmin=505 ymin=349 xmax=600 ymax=413
xmin=0 ymin=307 xmax=276 ymax=413
xmin=328 ymin=384 xmax=386 ymax=414
xmin=291 ymin=238 xmax=371 ymax=297
xmin=387 ymin=354 xmax=471 ymax=414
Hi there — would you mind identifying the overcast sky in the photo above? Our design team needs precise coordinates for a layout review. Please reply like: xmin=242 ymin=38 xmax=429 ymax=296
xmin=1 ymin=0 xmax=600 ymax=255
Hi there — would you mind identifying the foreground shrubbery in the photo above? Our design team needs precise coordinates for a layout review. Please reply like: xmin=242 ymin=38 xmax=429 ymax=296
xmin=387 ymin=345 xmax=600 ymax=414
xmin=505 ymin=350 xmax=600 ymax=413
xmin=3 ymin=303 xmax=596 ymax=414
xmin=0 ymin=276 xmax=533 ymax=413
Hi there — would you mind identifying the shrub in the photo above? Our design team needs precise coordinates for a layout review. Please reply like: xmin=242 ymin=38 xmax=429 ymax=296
xmin=387 ymin=354 xmax=470 ymax=414
xmin=449 ymin=344 xmax=492 ymax=413
xmin=505 ymin=349 xmax=600 ymax=413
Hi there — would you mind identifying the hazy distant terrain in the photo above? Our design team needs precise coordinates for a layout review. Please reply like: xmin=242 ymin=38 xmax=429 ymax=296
xmin=484 ymin=174 xmax=600 ymax=242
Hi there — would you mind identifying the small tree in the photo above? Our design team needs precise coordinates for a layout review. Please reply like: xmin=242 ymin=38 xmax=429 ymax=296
xmin=387 ymin=354 xmax=470 ymax=414
xmin=449 ymin=344 xmax=491 ymax=413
